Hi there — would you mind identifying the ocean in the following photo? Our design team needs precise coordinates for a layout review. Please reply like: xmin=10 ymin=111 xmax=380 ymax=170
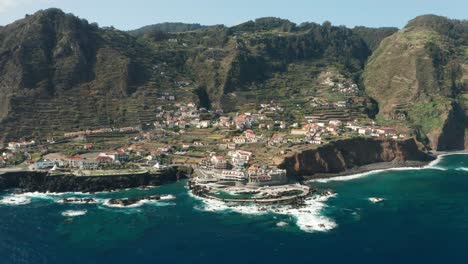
xmin=1 ymin=153 xmax=467 ymax=264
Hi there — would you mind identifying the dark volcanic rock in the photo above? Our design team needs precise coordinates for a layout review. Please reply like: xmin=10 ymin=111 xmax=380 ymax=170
xmin=60 ymin=197 xmax=97 ymax=204
xmin=0 ymin=167 xmax=188 ymax=193
xmin=107 ymin=195 xmax=161 ymax=206
xmin=280 ymin=138 xmax=434 ymax=178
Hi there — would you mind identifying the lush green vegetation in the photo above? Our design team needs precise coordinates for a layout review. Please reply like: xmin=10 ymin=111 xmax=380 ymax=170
xmin=406 ymin=15 xmax=468 ymax=46
xmin=408 ymin=97 xmax=450 ymax=136
xmin=364 ymin=15 xmax=467 ymax=149
xmin=0 ymin=10 xmax=465 ymax=151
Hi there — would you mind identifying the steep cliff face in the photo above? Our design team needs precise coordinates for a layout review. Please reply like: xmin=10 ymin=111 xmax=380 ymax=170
xmin=280 ymin=138 xmax=433 ymax=178
xmin=435 ymin=102 xmax=467 ymax=150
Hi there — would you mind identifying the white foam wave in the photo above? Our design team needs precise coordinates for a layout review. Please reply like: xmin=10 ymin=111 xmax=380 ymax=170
xmin=62 ymin=210 xmax=87 ymax=217
xmin=308 ymin=156 xmax=468 ymax=183
xmin=309 ymin=167 xmax=424 ymax=183
xmin=276 ymin=221 xmax=288 ymax=227
xmin=306 ymin=153 xmax=468 ymax=183
xmin=0 ymin=196 xmax=31 ymax=205
xmin=289 ymin=199 xmax=337 ymax=232
xmin=368 ymin=197 xmax=385 ymax=203
xmin=13 ymin=192 xmax=63 ymax=200
xmin=191 ymin=191 xmax=337 ymax=233
xmin=160 ymin=194 xmax=176 ymax=200
xmin=11 ymin=191 xmax=92 ymax=200
xmin=427 ymin=152 xmax=468 ymax=167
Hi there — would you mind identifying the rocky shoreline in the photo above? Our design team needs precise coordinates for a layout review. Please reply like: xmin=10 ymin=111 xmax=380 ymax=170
xmin=0 ymin=138 xmax=444 ymax=193
xmin=0 ymin=167 xmax=189 ymax=193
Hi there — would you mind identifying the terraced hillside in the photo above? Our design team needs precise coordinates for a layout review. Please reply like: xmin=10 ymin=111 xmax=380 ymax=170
xmin=0 ymin=12 xmax=376 ymax=143
xmin=0 ymin=9 xmax=196 ymax=142
xmin=0 ymin=10 xmax=466 ymax=152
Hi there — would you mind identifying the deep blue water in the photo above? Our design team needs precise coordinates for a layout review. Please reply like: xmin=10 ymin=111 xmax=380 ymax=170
xmin=1 ymin=154 xmax=468 ymax=264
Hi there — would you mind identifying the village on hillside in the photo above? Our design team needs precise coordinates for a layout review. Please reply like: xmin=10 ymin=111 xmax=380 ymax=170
xmin=0 ymin=70 xmax=405 ymax=187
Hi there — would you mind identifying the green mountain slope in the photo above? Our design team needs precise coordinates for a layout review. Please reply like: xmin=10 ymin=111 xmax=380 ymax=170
xmin=0 ymin=10 xmax=466 ymax=151
xmin=363 ymin=15 xmax=467 ymax=150
xmin=0 ymin=9 xmax=194 ymax=141
xmin=0 ymin=9 xmax=370 ymax=144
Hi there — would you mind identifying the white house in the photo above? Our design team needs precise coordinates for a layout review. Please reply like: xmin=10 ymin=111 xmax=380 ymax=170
xmin=219 ymin=170 xmax=246 ymax=181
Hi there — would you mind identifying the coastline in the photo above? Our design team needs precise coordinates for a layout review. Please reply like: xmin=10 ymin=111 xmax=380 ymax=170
xmin=0 ymin=168 xmax=188 ymax=193
xmin=303 ymin=160 xmax=430 ymax=181
xmin=306 ymin=150 xmax=468 ymax=182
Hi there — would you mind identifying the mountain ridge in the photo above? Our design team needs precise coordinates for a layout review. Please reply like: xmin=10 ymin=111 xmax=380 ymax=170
xmin=0 ymin=9 xmax=466 ymax=151
xmin=363 ymin=14 xmax=467 ymax=150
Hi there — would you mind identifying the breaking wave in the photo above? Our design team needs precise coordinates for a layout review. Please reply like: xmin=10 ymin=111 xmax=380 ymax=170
xmin=191 ymin=191 xmax=337 ymax=233
xmin=0 ymin=196 xmax=31 ymax=205
xmin=309 ymin=153 xmax=468 ymax=183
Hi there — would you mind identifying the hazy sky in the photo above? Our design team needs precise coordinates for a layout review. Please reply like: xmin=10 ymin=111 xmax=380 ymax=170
xmin=0 ymin=0 xmax=466 ymax=30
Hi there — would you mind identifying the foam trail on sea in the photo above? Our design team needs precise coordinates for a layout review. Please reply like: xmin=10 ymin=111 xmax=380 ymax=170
xmin=0 ymin=195 xmax=31 ymax=205
xmin=190 ymin=191 xmax=337 ymax=233
xmin=62 ymin=210 xmax=87 ymax=217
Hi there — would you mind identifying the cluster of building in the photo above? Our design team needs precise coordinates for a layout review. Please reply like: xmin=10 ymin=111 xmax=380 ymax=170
xmin=7 ymin=140 xmax=36 ymax=152
xmin=34 ymin=151 xmax=130 ymax=171
xmin=291 ymin=117 xmax=402 ymax=142
xmin=320 ymin=72 xmax=359 ymax=95
xmin=199 ymin=150 xmax=253 ymax=171
xmin=198 ymin=149 xmax=287 ymax=186
xmin=357 ymin=126 xmax=400 ymax=138
xmin=232 ymin=130 xmax=261 ymax=145
xmin=153 ymin=102 xmax=204 ymax=129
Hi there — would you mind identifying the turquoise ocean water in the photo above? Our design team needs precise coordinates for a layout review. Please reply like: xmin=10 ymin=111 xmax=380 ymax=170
xmin=1 ymin=153 xmax=468 ymax=264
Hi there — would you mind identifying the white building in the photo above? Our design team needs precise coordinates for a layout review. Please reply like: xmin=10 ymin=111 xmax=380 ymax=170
xmin=229 ymin=150 xmax=252 ymax=168
xmin=220 ymin=170 xmax=246 ymax=181
xmin=98 ymin=151 xmax=129 ymax=163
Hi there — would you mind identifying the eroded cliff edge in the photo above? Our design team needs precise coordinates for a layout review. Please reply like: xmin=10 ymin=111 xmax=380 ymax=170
xmin=280 ymin=137 xmax=434 ymax=179
xmin=0 ymin=167 xmax=189 ymax=193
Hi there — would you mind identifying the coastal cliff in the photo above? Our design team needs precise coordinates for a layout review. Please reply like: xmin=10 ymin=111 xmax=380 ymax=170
xmin=434 ymin=102 xmax=467 ymax=150
xmin=280 ymin=138 xmax=434 ymax=179
xmin=0 ymin=167 xmax=189 ymax=193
